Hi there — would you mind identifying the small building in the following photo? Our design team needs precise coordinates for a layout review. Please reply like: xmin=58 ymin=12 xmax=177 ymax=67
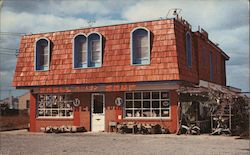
xmin=18 ymin=92 xmax=30 ymax=111
xmin=12 ymin=17 xmax=231 ymax=132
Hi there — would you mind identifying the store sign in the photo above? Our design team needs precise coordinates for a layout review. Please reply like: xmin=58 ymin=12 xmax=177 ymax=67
xmin=73 ymin=98 xmax=80 ymax=107
xmin=115 ymin=97 xmax=123 ymax=106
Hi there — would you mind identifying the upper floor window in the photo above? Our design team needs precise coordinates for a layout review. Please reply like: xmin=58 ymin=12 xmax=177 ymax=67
xmin=185 ymin=32 xmax=192 ymax=67
xmin=35 ymin=38 xmax=50 ymax=71
xmin=73 ymin=34 xmax=87 ymax=68
xmin=88 ymin=33 xmax=102 ymax=67
xmin=73 ymin=32 xmax=102 ymax=69
xmin=210 ymin=50 xmax=213 ymax=81
xmin=131 ymin=27 xmax=150 ymax=65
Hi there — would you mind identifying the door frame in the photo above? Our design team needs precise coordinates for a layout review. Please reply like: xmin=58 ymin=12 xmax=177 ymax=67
xmin=91 ymin=93 xmax=105 ymax=131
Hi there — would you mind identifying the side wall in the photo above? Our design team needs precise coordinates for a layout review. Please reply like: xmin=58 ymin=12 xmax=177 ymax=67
xmin=29 ymin=90 xmax=179 ymax=133
xmin=174 ymin=20 xmax=199 ymax=84
xmin=194 ymin=33 xmax=227 ymax=85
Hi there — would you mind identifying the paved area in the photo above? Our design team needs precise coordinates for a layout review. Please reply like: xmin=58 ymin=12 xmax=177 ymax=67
xmin=0 ymin=130 xmax=249 ymax=155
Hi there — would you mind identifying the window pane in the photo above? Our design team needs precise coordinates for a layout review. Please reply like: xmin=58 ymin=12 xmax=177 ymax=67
xmin=161 ymin=109 xmax=170 ymax=117
xmin=38 ymin=110 xmax=44 ymax=116
xmin=143 ymin=92 xmax=150 ymax=99
xmin=152 ymin=101 xmax=160 ymax=108
xmin=161 ymin=92 xmax=169 ymax=99
xmin=142 ymin=110 xmax=151 ymax=117
xmin=93 ymin=95 xmax=103 ymax=113
xmin=78 ymin=41 xmax=87 ymax=63
xmin=152 ymin=92 xmax=159 ymax=99
xmin=134 ymin=92 xmax=141 ymax=99
xmin=134 ymin=101 xmax=141 ymax=108
xmin=133 ymin=29 xmax=149 ymax=63
xmin=143 ymin=101 xmax=150 ymax=108
xmin=126 ymin=101 xmax=133 ymax=108
xmin=45 ymin=110 xmax=51 ymax=116
xmin=59 ymin=110 xmax=65 ymax=117
xmin=126 ymin=110 xmax=133 ymax=117
xmin=134 ymin=110 xmax=142 ymax=117
xmin=161 ymin=100 xmax=170 ymax=108
xmin=92 ymin=51 xmax=100 ymax=62
xmin=152 ymin=110 xmax=160 ymax=117
xmin=126 ymin=93 xmax=133 ymax=99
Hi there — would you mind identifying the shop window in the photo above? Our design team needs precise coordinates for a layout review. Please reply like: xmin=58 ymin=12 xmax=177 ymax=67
xmin=88 ymin=33 xmax=102 ymax=67
xmin=186 ymin=32 xmax=192 ymax=67
xmin=131 ymin=27 xmax=150 ymax=65
xmin=73 ymin=34 xmax=87 ymax=68
xmin=37 ymin=94 xmax=73 ymax=118
xmin=35 ymin=38 xmax=50 ymax=70
xmin=124 ymin=91 xmax=170 ymax=118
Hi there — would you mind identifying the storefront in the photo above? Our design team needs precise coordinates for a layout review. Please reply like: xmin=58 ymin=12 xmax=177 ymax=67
xmin=27 ymin=82 xmax=180 ymax=132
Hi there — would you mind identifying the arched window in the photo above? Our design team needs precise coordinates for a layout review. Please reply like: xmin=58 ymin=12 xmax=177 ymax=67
xmin=186 ymin=32 xmax=192 ymax=67
xmin=131 ymin=27 xmax=150 ymax=65
xmin=35 ymin=38 xmax=50 ymax=70
xmin=73 ymin=34 xmax=87 ymax=68
xmin=88 ymin=33 xmax=102 ymax=67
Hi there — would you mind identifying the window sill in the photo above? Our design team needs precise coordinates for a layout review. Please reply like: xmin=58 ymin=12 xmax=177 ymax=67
xmin=73 ymin=66 xmax=102 ymax=69
xmin=131 ymin=63 xmax=150 ymax=66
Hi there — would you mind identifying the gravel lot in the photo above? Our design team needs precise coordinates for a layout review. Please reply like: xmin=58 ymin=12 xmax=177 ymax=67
xmin=0 ymin=130 xmax=249 ymax=155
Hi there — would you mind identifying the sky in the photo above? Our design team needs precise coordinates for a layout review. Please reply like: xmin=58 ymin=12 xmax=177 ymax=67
xmin=0 ymin=0 xmax=249 ymax=99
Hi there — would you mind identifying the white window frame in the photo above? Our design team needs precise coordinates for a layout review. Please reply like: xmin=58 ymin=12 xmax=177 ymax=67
xmin=124 ymin=91 xmax=171 ymax=119
xmin=34 ymin=37 xmax=50 ymax=71
xmin=72 ymin=33 xmax=88 ymax=69
xmin=130 ymin=27 xmax=151 ymax=65
xmin=87 ymin=32 xmax=103 ymax=68
xmin=36 ymin=94 xmax=74 ymax=119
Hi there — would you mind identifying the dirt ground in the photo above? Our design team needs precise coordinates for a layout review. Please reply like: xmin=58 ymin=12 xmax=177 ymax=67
xmin=0 ymin=130 xmax=249 ymax=155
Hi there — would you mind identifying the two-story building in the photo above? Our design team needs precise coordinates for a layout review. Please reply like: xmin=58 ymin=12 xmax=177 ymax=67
xmin=12 ymin=17 xmax=230 ymax=132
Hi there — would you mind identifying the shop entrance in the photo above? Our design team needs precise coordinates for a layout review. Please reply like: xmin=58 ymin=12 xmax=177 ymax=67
xmin=91 ymin=93 xmax=105 ymax=132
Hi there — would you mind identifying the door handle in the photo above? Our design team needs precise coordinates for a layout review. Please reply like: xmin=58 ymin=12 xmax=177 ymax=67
xmin=96 ymin=118 xmax=101 ymax=121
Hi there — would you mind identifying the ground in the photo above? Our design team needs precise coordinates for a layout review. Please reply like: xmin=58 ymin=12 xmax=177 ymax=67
xmin=0 ymin=130 xmax=249 ymax=155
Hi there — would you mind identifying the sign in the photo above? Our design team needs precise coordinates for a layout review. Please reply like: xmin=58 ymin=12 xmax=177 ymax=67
xmin=115 ymin=97 xmax=123 ymax=106
xmin=73 ymin=98 xmax=80 ymax=107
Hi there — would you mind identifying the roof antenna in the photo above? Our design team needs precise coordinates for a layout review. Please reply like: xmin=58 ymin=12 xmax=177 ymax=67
xmin=87 ymin=19 xmax=96 ymax=28
xmin=166 ymin=8 xmax=182 ymax=19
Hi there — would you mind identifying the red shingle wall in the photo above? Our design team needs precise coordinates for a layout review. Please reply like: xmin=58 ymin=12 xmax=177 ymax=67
xmin=13 ymin=19 xmax=180 ymax=87
xmin=194 ymin=33 xmax=227 ymax=85
xmin=174 ymin=20 xmax=199 ymax=84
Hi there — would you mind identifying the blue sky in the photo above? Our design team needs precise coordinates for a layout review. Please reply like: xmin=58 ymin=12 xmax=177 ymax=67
xmin=0 ymin=0 xmax=249 ymax=99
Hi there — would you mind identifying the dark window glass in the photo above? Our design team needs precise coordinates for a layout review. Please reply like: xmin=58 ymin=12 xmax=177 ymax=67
xmin=134 ymin=92 xmax=141 ymax=99
xmin=93 ymin=95 xmax=103 ymax=113
xmin=134 ymin=101 xmax=141 ymax=108
xmin=143 ymin=92 xmax=150 ymax=99
xmin=186 ymin=32 xmax=192 ymax=67
xmin=161 ymin=92 xmax=169 ymax=99
xmin=126 ymin=93 xmax=133 ymax=99
xmin=152 ymin=92 xmax=159 ymax=99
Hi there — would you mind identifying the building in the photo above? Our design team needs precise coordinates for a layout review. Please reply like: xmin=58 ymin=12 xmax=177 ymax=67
xmin=0 ymin=96 xmax=18 ymax=110
xmin=12 ymin=17 xmax=231 ymax=133
xmin=18 ymin=92 xmax=30 ymax=111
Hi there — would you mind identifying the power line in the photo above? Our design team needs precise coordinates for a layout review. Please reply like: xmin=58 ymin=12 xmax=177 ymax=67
xmin=0 ymin=51 xmax=18 ymax=56
xmin=0 ymin=32 xmax=26 ymax=36
xmin=0 ymin=47 xmax=19 ymax=51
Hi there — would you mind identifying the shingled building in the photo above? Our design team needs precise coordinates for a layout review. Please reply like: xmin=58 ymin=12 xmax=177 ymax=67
xmin=13 ymin=17 xmax=229 ymax=132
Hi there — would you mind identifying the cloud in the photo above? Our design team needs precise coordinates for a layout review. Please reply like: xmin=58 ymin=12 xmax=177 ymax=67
xmin=0 ymin=0 xmax=249 ymax=100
